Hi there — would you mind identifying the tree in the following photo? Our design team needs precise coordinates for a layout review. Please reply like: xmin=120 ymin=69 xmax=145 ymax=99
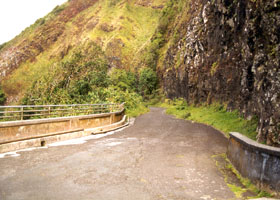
xmin=139 ymin=68 xmax=158 ymax=97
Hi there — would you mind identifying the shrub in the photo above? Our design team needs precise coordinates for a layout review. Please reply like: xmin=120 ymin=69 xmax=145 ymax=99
xmin=52 ymin=5 xmax=66 ymax=16
xmin=21 ymin=41 xmax=147 ymax=116
xmin=0 ymin=87 xmax=6 ymax=105
xmin=139 ymin=68 xmax=158 ymax=97
xmin=109 ymin=68 xmax=137 ymax=92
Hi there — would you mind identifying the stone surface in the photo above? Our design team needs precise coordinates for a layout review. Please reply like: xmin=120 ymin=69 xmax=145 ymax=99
xmin=228 ymin=132 xmax=280 ymax=194
xmin=0 ymin=108 xmax=237 ymax=200
xmin=0 ymin=110 xmax=124 ymax=144
xmin=0 ymin=110 xmax=125 ymax=153
xmin=159 ymin=0 xmax=280 ymax=146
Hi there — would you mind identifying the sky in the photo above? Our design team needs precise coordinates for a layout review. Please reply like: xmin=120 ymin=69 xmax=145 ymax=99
xmin=0 ymin=0 xmax=67 ymax=44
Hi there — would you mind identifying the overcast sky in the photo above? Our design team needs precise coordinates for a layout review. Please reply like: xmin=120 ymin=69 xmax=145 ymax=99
xmin=0 ymin=0 xmax=67 ymax=44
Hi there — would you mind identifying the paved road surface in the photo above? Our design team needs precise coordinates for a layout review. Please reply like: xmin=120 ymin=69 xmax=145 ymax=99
xmin=0 ymin=107 xmax=237 ymax=200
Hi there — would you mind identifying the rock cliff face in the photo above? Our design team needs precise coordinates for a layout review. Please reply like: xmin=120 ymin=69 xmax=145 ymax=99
xmin=159 ymin=0 xmax=280 ymax=145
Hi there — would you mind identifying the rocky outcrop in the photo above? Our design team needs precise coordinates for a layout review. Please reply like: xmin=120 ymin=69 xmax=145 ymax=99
xmin=160 ymin=0 xmax=280 ymax=145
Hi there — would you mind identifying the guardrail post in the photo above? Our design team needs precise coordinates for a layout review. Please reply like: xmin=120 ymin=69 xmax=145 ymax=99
xmin=48 ymin=106 xmax=51 ymax=117
xmin=20 ymin=107 xmax=23 ymax=120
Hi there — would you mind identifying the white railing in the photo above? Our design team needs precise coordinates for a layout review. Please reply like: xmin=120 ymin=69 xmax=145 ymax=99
xmin=0 ymin=103 xmax=125 ymax=121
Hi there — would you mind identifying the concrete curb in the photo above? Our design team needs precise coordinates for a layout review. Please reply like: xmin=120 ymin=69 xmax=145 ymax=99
xmin=227 ymin=132 xmax=280 ymax=195
xmin=230 ymin=132 xmax=280 ymax=156
xmin=0 ymin=115 xmax=128 ymax=153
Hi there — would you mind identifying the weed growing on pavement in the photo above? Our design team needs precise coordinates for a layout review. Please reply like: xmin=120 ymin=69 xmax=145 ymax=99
xmin=213 ymin=154 xmax=273 ymax=199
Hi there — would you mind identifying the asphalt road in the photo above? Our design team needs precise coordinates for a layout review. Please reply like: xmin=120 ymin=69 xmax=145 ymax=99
xmin=0 ymin=107 xmax=237 ymax=200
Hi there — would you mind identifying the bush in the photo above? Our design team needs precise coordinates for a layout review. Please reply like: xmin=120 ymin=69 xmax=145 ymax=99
xmin=52 ymin=5 xmax=66 ymax=16
xmin=21 ymin=41 xmax=147 ymax=116
xmin=0 ymin=87 xmax=6 ymax=105
xmin=22 ymin=41 xmax=109 ymax=105
xmin=139 ymin=68 xmax=158 ymax=98
xmin=109 ymin=68 xmax=137 ymax=92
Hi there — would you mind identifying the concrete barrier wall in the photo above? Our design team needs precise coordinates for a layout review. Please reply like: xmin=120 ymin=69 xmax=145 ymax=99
xmin=0 ymin=109 xmax=125 ymax=145
xmin=227 ymin=132 xmax=280 ymax=193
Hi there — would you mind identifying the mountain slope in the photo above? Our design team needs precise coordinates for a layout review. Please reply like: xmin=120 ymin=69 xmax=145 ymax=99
xmin=0 ymin=0 xmax=166 ymax=102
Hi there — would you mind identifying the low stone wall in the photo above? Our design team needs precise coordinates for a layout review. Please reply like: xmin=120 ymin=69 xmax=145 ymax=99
xmin=227 ymin=132 xmax=280 ymax=193
xmin=0 ymin=109 xmax=125 ymax=153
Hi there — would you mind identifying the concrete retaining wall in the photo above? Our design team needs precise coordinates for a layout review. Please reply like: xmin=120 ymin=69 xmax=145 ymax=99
xmin=227 ymin=132 xmax=280 ymax=193
xmin=0 ymin=109 xmax=125 ymax=153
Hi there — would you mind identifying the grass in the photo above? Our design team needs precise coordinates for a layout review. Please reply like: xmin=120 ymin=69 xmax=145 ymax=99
xmin=154 ymin=97 xmax=273 ymax=198
xmin=227 ymin=184 xmax=247 ymax=198
xmin=213 ymin=153 xmax=274 ymax=199
xmin=2 ymin=0 xmax=166 ymax=104
xmin=126 ymin=104 xmax=149 ymax=118
xmin=2 ymin=44 xmax=72 ymax=101
xmin=159 ymin=98 xmax=258 ymax=139
xmin=87 ymin=0 xmax=163 ymax=68
xmin=226 ymin=161 xmax=273 ymax=198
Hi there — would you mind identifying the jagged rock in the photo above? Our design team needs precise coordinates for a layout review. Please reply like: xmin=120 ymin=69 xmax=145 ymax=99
xmin=160 ymin=0 xmax=280 ymax=146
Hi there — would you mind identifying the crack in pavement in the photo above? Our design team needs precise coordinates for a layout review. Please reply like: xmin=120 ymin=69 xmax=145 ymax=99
xmin=0 ymin=107 xmax=239 ymax=200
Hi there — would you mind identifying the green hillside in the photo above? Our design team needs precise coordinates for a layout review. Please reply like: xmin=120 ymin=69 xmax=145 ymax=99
xmin=0 ymin=0 xmax=166 ymax=105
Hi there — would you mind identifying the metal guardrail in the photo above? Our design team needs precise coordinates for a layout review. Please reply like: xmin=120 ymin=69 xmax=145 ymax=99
xmin=0 ymin=103 xmax=125 ymax=122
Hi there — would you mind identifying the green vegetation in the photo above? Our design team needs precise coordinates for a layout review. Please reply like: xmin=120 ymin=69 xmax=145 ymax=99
xmin=213 ymin=153 xmax=273 ymax=199
xmin=227 ymin=183 xmax=247 ymax=198
xmin=1 ymin=0 xmax=167 ymax=116
xmin=2 ymin=0 xmax=166 ymax=104
xmin=159 ymin=98 xmax=258 ymax=139
xmin=210 ymin=61 xmax=219 ymax=76
xmin=139 ymin=68 xmax=158 ymax=98
xmin=0 ymin=87 xmax=6 ymax=105
xmin=21 ymin=41 xmax=151 ymax=117
xmin=109 ymin=68 xmax=137 ymax=92
xmin=140 ymin=0 xmax=190 ymax=73
xmin=142 ymin=0 xmax=180 ymax=70
xmin=86 ymin=0 xmax=164 ymax=69
xmin=51 ymin=4 xmax=67 ymax=16
xmin=226 ymin=160 xmax=273 ymax=198
xmin=0 ymin=42 xmax=7 ymax=51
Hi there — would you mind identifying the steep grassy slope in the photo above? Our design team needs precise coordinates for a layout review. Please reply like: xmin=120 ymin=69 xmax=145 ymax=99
xmin=0 ymin=0 xmax=166 ymax=103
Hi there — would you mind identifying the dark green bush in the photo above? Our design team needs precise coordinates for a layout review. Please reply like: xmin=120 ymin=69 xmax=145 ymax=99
xmin=0 ymin=87 xmax=6 ymax=105
xmin=109 ymin=68 xmax=137 ymax=92
xmin=35 ymin=18 xmax=46 ymax=26
xmin=52 ymin=5 xmax=66 ymax=16
xmin=139 ymin=68 xmax=158 ymax=97
xmin=21 ymin=41 xmax=146 ymax=115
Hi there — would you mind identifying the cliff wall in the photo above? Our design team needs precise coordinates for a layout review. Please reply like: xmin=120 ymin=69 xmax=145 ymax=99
xmin=159 ymin=0 xmax=280 ymax=145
